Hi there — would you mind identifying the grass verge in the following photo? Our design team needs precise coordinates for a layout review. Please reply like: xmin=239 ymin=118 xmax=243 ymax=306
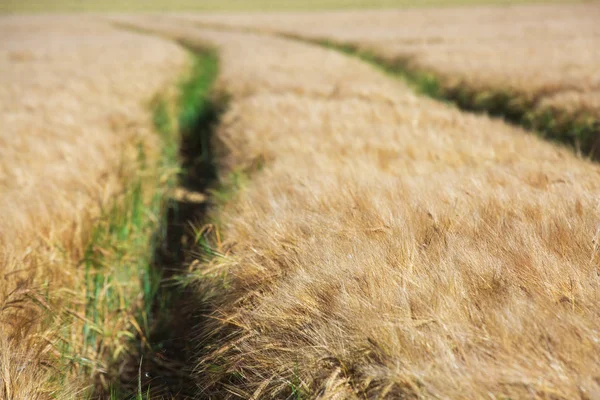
xmin=312 ymin=38 xmax=600 ymax=158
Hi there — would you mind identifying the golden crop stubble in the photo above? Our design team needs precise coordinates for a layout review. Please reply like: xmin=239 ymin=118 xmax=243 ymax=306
xmin=122 ymin=20 xmax=600 ymax=399
xmin=0 ymin=15 xmax=187 ymax=397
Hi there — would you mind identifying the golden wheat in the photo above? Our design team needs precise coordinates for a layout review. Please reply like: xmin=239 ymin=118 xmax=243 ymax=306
xmin=184 ymin=3 xmax=600 ymax=119
xmin=6 ymin=8 xmax=600 ymax=398
xmin=115 ymin=18 xmax=600 ymax=398
xmin=0 ymin=15 xmax=187 ymax=398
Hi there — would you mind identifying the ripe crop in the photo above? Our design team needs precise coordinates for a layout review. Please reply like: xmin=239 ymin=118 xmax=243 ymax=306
xmin=117 ymin=18 xmax=600 ymax=398
xmin=3 ymin=3 xmax=600 ymax=398
xmin=187 ymin=3 xmax=600 ymax=155
xmin=0 ymin=15 xmax=186 ymax=397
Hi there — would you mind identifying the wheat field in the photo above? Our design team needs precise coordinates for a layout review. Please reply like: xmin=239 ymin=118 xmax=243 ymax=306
xmin=0 ymin=15 xmax=187 ymax=398
xmin=111 ymin=16 xmax=600 ymax=399
xmin=3 ymin=3 xmax=600 ymax=399
xmin=185 ymin=3 xmax=600 ymax=154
